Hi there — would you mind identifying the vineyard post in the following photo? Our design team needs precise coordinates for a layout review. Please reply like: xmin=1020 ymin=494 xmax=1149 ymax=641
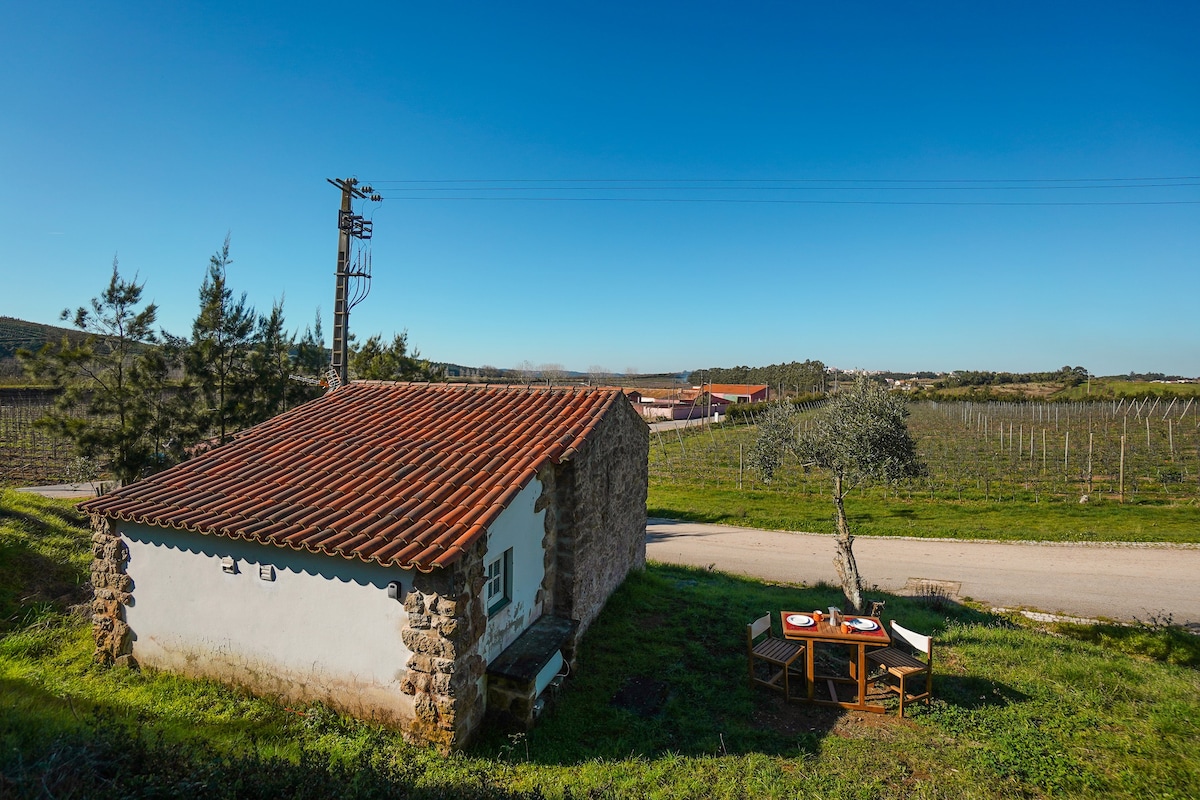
xmin=1119 ymin=434 xmax=1126 ymax=503
xmin=738 ymin=442 xmax=743 ymax=490
xmin=1087 ymin=432 xmax=1093 ymax=494
xmin=1042 ymin=428 xmax=1047 ymax=473
xmin=655 ymin=428 xmax=673 ymax=478
xmin=1168 ymin=418 xmax=1174 ymax=461
xmin=1064 ymin=430 xmax=1070 ymax=474
xmin=1146 ymin=415 xmax=1151 ymax=450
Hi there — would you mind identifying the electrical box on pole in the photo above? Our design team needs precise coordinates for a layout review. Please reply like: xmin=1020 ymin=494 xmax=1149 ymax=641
xmin=327 ymin=177 xmax=381 ymax=386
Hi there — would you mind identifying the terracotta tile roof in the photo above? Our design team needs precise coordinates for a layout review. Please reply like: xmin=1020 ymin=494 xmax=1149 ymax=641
xmin=81 ymin=383 xmax=627 ymax=571
xmin=704 ymin=383 xmax=769 ymax=395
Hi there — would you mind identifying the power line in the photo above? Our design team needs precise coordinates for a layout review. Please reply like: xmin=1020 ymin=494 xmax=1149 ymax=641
xmin=366 ymin=175 xmax=1200 ymax=185
xmin=369 ymin=194 xmax=1195 ymax=205
xmin=365 ymin=175 xmax=1200 ymax=205
xmin=372 ymin=183 xmax=1200 ymax=191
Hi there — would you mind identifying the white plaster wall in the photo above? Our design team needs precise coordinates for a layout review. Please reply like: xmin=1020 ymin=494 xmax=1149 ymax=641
xmin=120 ymin=522 xmax=414 ymax=723
xmin=478 ymin=478 xmax=547 ymax=665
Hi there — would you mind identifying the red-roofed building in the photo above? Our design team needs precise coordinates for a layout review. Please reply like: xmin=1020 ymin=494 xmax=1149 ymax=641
xmin=702 ymin=383 xmax=770 ymax=403
xmin=628 ymin=388 xmax=731 ymax=420
xmin=83 ymin=382 xmax=648 ymax=751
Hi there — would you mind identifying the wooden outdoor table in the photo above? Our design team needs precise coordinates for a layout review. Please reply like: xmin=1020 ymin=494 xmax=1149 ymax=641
xmin=781 ymin=612 xmax=892 ymax=713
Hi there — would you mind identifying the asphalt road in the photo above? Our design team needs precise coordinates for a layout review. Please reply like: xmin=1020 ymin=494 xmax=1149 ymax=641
xmin=646 ymin=518 xmax=1200 ymax=628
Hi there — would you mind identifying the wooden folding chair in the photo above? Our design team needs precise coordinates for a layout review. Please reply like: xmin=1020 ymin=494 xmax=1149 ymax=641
xmin=747 ymin=614 xmax=805 ymax=700
xmin=866 ymin=621 xmax=933 ymax=716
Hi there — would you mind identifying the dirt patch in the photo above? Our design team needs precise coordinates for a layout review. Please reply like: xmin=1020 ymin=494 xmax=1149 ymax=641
xmin=751 ymin=694 xmax=841 ymax=737
xmin=609 ymin=676 xmax=669 ymax=718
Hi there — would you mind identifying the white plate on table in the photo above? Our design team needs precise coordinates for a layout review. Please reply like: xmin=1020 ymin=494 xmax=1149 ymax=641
xmin=847 ymin=618 xmax=879 ymax=631
xmin=786 ymin=614 xmax=815 ymax=627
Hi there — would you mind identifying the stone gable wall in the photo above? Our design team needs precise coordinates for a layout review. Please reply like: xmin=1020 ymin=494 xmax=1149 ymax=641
xmin=551 ymin=394 xmax=648 ymax=638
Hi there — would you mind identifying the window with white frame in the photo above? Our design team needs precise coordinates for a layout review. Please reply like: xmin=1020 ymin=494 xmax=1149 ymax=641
xmin=485 ymin=548 xmax=512 ymax=615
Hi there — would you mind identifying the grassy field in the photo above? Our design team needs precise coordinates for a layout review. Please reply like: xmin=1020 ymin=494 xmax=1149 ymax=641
xmin=1055 ymin=379 xmax=1200 ymax=402
xmin=648 ymin=485 xmax=1200 ymax=543
xmin=3 ymin=490 xmax=1199 ymax=798
xmin=649 ymin=400 xmax=1200 ymax=543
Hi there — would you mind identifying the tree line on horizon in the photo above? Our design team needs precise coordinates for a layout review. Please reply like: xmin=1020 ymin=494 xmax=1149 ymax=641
xmin=685 ymin=360 xmax=828 ymax=394
xmin=18 ymin=237 xmax=441 ymax=485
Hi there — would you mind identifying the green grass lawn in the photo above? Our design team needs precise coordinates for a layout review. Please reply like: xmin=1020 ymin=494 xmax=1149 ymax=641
xmin=3 ymin=490 xmax=1199 ymax=798
xmin=649 ymin=482 xmax=1200 ymax=543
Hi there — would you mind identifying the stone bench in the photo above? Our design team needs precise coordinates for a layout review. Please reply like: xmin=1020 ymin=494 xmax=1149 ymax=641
xmin=486 ymin=615 xmax=577 ymax=729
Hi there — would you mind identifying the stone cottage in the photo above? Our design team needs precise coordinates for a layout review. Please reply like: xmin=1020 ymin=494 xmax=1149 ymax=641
xmin=82 ymin=382 xmax=648 ymax=751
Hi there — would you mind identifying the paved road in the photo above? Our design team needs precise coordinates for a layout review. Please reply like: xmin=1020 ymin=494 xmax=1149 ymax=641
xmin=647 ymin=416 xmax=721 ymax=433
xmin=13 ymin=481 xmax=110 ymax=499
xmin=646 ymin=518 xmax=1200 ymax=628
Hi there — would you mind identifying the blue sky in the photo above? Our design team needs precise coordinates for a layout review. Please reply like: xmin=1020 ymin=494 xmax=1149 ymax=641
xmin=2 ymin=1 xmax=1197 ymax=377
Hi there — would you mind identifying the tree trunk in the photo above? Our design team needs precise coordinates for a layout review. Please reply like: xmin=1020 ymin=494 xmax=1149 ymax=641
xmin=832 ymin=473 xmax=865 ymax=613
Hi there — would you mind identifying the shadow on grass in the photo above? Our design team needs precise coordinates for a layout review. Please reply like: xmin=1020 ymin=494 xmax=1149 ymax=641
xmin=934 ymin=674 xmax=1029 ymax=710
xmin=0 ymin=677 xmax=549 ymax=800
xmin=474 ymin=563 xmax=1020 ymax=766
xmin=1054 ymin=619 xmax=1200 ymax=668
xmin=0 ymin=539 xmax=89 ymax=631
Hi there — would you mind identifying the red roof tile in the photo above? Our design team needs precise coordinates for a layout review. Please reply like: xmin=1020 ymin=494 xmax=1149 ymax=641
xmin=81 ymin=383 xmax=628 ymax=571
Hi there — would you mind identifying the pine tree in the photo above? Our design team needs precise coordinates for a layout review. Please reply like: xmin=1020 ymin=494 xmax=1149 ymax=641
xmin=245 ymin=299 xmax=296 ymax=425
xmin=187 ymin=236 xmax=256 ymax=444
xmin=19 ymin=259 xmax=165 ymax=485
xmin=350 ymin=331 xmax=444 ymax=382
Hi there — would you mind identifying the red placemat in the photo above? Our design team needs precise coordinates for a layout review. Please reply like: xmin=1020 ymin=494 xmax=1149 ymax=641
xmin=781 ymin=612 xmax=819 ymax=635
xmin=845 ymin=618 xmax=889 ymax=639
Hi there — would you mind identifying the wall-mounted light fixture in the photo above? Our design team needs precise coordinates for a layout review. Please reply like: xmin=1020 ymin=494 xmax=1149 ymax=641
xmin=387 ymin=581 xmax=403 ymax=600
xmin=259 ymin=564 xmax=275 ymax=581
xmin=221 ymin=556 xmax=237 ymax=574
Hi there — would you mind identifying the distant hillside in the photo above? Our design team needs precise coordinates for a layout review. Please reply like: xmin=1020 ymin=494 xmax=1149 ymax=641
xmin=0 ymin=316 xmax=83 ymax=359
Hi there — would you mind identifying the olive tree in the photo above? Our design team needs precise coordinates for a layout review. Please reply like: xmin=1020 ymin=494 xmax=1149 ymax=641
xmin=752 ymin=377 xmax=924 ymax=611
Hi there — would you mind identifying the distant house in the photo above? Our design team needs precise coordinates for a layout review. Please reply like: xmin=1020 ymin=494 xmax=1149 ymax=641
xmin=702 ymin=383 xmax=770 ymax=404
xmin=83 ymin=383 xmax=648 ymax=752
xmin=625 ymin=387 xmax=729 ymax=420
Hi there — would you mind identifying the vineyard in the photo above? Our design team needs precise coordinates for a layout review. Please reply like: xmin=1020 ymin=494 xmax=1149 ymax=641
xmin=0 ymin=389 xmax=81 ymax=486
xmin=649 ymin=399 xmax=1200 ymax=537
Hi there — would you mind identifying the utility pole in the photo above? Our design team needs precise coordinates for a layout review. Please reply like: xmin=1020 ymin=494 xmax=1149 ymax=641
xmin=328 ymin=177 xmax=381 ymax=386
